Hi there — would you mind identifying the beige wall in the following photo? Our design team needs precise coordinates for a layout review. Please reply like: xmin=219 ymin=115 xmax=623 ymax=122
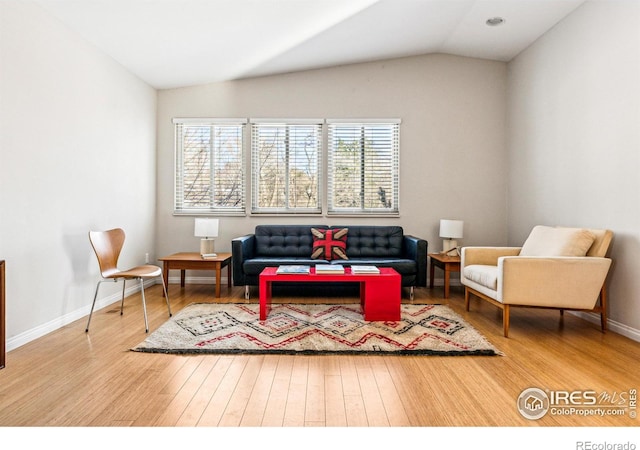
xmin=156 ymin=54 xmax=509 ymax=263
xmin=0 ymin=1 xmax=157 ymax=346
xmin=507 ymin=1 xmax=640 ymax=335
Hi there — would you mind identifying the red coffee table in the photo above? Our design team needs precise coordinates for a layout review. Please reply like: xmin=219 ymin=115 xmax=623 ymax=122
xmin=259 ymin=266 xmax=401 ymax=321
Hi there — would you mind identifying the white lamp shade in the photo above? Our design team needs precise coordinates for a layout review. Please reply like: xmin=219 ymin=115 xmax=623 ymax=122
xmin=194 ymin=218 xmax=219 ymax=238
xmin=439 ymin=219 xmax=464 ymax=239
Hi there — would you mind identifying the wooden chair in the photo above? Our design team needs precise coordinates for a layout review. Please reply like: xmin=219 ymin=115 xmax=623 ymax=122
xmin=86 ymin=228 xmax=171 ymax=333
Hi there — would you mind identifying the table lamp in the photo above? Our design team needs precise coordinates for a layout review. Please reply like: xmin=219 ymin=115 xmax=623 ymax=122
xmin=439 ymin=219 xmax=463 ymax=256
xmin=195 ymin=218 xmax=219 ymax=256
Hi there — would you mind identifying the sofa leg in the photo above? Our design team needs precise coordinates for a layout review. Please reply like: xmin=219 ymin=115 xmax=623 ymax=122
xmin=245 ymin=285 xmax=250 ymax=300
xmin=410 ymin=286 xmax=414 ymax=300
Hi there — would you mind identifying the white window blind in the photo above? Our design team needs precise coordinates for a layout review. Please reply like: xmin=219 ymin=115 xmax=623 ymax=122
xmin=327 ymin=120 xmax=400 ymax=215
xmin=251 ymin=120 xmax=322 ymax=214
xmin=174 ymin=118 xmax=246 ymax=215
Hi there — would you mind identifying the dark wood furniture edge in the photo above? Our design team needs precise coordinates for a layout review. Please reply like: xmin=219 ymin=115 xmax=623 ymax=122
xmin=1 ymin=260 xmax=5 ymax=369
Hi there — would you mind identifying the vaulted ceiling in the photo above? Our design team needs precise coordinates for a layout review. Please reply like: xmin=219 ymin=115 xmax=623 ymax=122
xmin=34 ymin=0 xmax=584 ymax=89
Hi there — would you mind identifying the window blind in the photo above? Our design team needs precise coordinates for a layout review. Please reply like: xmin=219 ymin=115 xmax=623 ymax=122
xmin=327 ymin=120 xmax=400 ymax=215
xmin=251 ymin=120 xmax=322 ymax=214
xmin=174 ymin=118 xmax=246 ymax=215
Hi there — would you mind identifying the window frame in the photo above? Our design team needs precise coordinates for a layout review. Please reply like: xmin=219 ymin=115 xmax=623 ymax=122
xmin=326 ymin=119 xmax=401 ymax=217
xmin=250 ymin=118 xmax=323 ymax=215
xmin=173 ymin=118 xmax=247 ymax=216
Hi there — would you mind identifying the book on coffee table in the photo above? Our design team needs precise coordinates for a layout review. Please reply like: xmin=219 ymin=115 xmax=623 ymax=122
xmin=276 ymin=265 xmax=311 ymax=274
xmin=350 ymin=265 xmax=380 ymax=274
xmin=314 ymin=264 xmax=345 ymax=274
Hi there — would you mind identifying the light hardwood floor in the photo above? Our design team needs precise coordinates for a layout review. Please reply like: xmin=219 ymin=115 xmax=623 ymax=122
xmin=0 ymin=282 xmax=638 ymax=428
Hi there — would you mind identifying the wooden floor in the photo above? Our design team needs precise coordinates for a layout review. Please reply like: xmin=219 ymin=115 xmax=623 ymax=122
xmin=1 ymin=282 xmax=639 ymax=429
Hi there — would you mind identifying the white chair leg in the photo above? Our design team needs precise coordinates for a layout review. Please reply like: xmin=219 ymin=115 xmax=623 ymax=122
xmin=160 ymin=276 xmax=172 ymax=317
xmin=86 ymin=280 xmax=104 ymax=332
xmin=139 ymin=278 xmax=149 ymax=333
xmin=119 ymin=279 xmax=126 ymax=315
xmin=86 ymin=279 xmax=120 ymax=332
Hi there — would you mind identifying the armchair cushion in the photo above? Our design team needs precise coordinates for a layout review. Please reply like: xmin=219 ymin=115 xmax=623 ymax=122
xmin=463 ymin=264 xmax=498 ymax=290
xmin=519 ymin=225 xmax=595 ymax=257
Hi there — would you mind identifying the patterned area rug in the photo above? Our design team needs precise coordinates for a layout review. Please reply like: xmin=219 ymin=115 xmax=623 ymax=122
xmin=132 ymin=303 xmax=502 ymax=356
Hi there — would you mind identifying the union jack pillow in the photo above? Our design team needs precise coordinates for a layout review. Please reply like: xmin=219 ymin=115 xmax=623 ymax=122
xmin=310 ymin=228 xmax=349 ymax=261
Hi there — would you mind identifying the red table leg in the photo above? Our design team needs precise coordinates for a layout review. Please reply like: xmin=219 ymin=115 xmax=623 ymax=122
xmin=362 ymin=276 xmax=401 ymax=321
xmin=259 ymin=277 xmax=272 ymax=320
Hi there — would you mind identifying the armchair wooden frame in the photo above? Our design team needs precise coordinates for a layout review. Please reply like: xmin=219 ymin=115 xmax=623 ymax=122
xmin=465 ymin=283 xmax=608 ymax=338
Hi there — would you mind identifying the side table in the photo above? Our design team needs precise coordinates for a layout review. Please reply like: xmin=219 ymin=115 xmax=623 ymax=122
xmin=428 ymin=253 xmax=461 ymax=299
xmin=158 ymin=252 xmax=232 ymax=298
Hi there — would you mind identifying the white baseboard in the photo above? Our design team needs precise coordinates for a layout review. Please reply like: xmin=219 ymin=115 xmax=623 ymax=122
xmin=5 ymin=279 xmax=156 ymax=352
xmin=570 ymin=311 xmax=640 ymax=342
xmin=430 ymin=279 xmax=462 ymax=287
xmin=166 ymin=276 xmax=228 ymax=285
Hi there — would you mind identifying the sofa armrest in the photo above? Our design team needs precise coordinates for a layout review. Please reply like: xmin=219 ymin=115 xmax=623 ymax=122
xmin=499 ymin=256 xmax=612 ymax=309
xmin=231 ymin=234 xmax=255 ymax=286
xmin=403 ymin=235 xmax=428 ymax=287
xmin=461 ymin=246 xmax=521 ymax=267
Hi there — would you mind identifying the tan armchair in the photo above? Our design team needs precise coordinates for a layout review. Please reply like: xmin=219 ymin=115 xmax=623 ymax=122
xmin=461 ymin=226 xmax=613 ymax=337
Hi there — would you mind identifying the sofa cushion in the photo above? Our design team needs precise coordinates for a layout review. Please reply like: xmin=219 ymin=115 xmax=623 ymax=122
xmin=338 ymin=225 xmax=403 ymax=258
xmin=255 ymin=225 xmax=326 ymax=257
xmin=519 ymin=225 xmax=595 ymax=257
xmin=346 ymin=258 xmax=416 ymax=276
xmin=463 ymin=265 xmax=498 ymax=290
xmin=311 ymin=227 xmax=349 ymax=261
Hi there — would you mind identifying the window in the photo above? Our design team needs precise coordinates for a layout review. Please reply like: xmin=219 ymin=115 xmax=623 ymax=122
xmin=173 ymin=118 xmax=246 ymax=215
xmin=173 ymin=117 xmax=400 ymax=216
xmin=251 ymin=119 xmax=322 ymax=214
xmin=327 ymin=120 xmax=400 ymax=215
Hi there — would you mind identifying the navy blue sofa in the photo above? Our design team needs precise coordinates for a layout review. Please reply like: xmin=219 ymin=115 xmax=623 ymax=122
xmin=232 ymin=225 xmax=427 ymax=299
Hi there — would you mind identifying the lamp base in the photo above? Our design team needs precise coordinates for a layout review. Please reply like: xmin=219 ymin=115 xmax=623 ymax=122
xmin=441 ymin=239 xmax=459 ymax=256
xmin=200 ymin=238 xmax=215 ymax=256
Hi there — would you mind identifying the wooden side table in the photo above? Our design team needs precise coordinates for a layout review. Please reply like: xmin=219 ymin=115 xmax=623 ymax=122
xmin=158 ymin=252 xmax=232 ymax=298
xmin=428 ymin=253 xmax=461 ymax=299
